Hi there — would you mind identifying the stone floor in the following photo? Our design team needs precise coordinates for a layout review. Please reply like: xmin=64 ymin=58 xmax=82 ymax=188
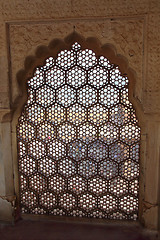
xmin=0 ymin=219 xmax=158 ymax=240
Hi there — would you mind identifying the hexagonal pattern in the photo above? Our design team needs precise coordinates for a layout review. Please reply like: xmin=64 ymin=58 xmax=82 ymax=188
xmin=56 ymin=50 xmax=76 ymax=70
xmin=119 ymin=195 xmax=138 ymax=214
xmin=19 ymin=174 xmax=28 ymax=191
xmin=57 ymin=85 xmax=76 ymax=107
xmin=110 ymin=67 xmax=128 ymax=88
xmin=98 ymin=159 xmax=118 ymax=180
xmin=30 ymin=207 xmax=47 ymax=215
xmin=29 ymin=174 xmax=47 ymax=193
xmin=79 ymin=193 xmax=96 ymax=210
xmin=50 ymin=208 xmax=65 ymax=216
xmin=59 ymin=193 xmax=76 ymax=210
xmin=88 ymin=66 xmax=108 ymax=88
xmin=98 ymin=194 xmax=117 ymax=212
xmin=28 ymin=140 xmax=45 ymax=159
xmin=47 ymin=140 xmax=66 ymax=160
xmin=19 ymin=156 xmax=36 ymax=175
xmin=39 ymin=192 xmax=56 ymax=208
xmin=48 ymin=174 xmax=66 ymax=193
xmin=68 ymin=176 xmax=87 ymax=194
xmin=21 ymin=190 xmax=37 ymax=208
xmin=99 ymin=123 xmax=119 ymax=144
xmin=46 ymin=103 xmax=66 ymax=125
xmin=78 ymin=159 xmax=97 ymax=178
xmin=68 ymin=209 xmax=86 ymax=218
xmin=78 ymin=123 xmax=97 ymax=144
xmin=28 ymin=68 xmax=44 ymax=89
xmin=99 ymin=56 xmax=114 ymax=69
xmin=88 ymin=177 xmax=108 ymax=195
xmin=17 ymin=42 xmax=140 ymax=220
xmin=99 ymin=85 xmax=119 ymax=107
xmin=27 ymin=88 xmax=35 ymax=105
xmin=89 ymin=210 xmax=106 ymax=218
xmin=129 ymin=179 xmax=139 ymax=196
xmin=37 ymin=122 xmax=55 ymax=142
xmin=67 ymin=103 xmax=86 ymax=126
xmin=43 ymin=57 xmax=54 ymax=70
xmin=57 ymin=122 xmax=76 ymax=143
xmin=45 ymin=66 xmax=65 ymax=89
xmin=108 ymin=177 xmax=128 ymax=196
xmin=26 ymin=104 xmax=45 ymax=125
xmin=17 ymin=122 xmax=35 ymax=141
xmin=37 ymin=157 xmax=56 ymax=177
xmin=77 ymin=85 xmax=97 ymax=107
xmin=88 ymin=140 xmax=108 ymax=162
xmin=58 ymin=158 xmax=76 ymax=177
xmin=18 ymin=112 xmax=26 ymax=123
xmin=110 ymin=104 xmax=130 ymax=126
xmin=120 ymin=123 xmax=140 ymax=145
xmin=130 ymin=144 xmax=139 ymax=162
xmin=88 ymin=104 xmax=108 ymax=125
xmin=77 ymin=49 xmax=97 ymax=70
xmin=109 ymin=142 xmax=129 ymax=163
xmin=72 ymin=42 xmax=81 ymax=51
xmin=108 ymin=211 xmax=127 ymax=220
xmin=119 ymin=159 xmax=139 ymax=180
xmin=67 ymin=140 xmax=87 ymax=161
xmin=36 ymin=85 xmax=55 ymax=107
xmin=67 ymin=66 xmax=86 ymax=88
xmin=121 ymin=88 xmax=132 ymax=107
xmin=18 ymin=141 xmax=27 ymax=157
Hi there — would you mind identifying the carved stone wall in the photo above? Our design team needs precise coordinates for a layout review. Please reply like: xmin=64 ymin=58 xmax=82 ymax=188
xmin=0 ymin=0 xmax=159 ymax=113
xmin=0 ymin=0 xmax=159 ymax=232
xmin=9 ymin=18 xmax=144 ymax=104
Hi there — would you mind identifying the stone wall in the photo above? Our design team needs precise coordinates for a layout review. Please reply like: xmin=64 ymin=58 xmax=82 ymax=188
xmin=0 ymin=0 xmax=159 ymax=231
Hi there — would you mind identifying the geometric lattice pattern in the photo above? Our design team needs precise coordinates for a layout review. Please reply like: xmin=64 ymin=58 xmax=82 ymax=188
xmin=17 ymin=42 xmax=140 ymax=220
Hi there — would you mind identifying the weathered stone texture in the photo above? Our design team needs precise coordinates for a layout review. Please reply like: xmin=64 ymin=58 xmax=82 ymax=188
xmin=143 ymin=14 xmax=160 ymax=112
xmin=0 ymin=122 xmax=14 ymax=195
xmin=142 ymin=205 xmax=159 ymax=230
xmin=0 ymin=0 xmax=73 ymax=20
xmin=0 ymin=0 xmax=159 ymax=112
xmin=0 ymin=23 xmax=6 ymax=53
xmin=0 ymin=22 xmax=9 ymax=109
xmin=144 ymin=121 xmax=160 ymax=204
xmin=149 ymin=0 xmax=160 ymax=13
xmin=9 ymin=18 xmax=144 ymax=104
xmin=0 ymin=56 xmax=10 ymax=109
xmin=72 ymin=0 xmax=149 ymax=16
xmin=146 ymin=14 xmax=160 ymax=90
xmin=143 ymin=92 xmax=160 ymax=114
xmin=0 ymin=0 xmax=159 ymax=231
xmin=0 ymin=198 xmax=13 ymax=222
xmin=0 ymin=123 xmax=5 ymax=196
xmin=0 ymin=0 xmax=150 ymax=20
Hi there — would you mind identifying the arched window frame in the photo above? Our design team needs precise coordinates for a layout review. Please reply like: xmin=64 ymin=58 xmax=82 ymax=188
xmin=10 ymin=33 xmax=145 ymax=223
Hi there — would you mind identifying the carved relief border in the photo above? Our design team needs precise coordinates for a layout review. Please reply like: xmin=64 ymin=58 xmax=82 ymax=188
xmin=6 ymin=23 xmax=148 ymax=227
xmin=6 ymin=16 xmax=146 ymax=113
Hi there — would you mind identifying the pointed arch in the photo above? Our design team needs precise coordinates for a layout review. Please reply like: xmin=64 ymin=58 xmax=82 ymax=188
xmin=14 ymin=37 xmax=141 ymax=220
xmin=6 ymin=32 xmax=147 ymax=224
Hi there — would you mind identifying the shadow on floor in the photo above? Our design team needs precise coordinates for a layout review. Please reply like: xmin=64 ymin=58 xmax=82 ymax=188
xmin=0 ymin=219 xmax=154 ymax=240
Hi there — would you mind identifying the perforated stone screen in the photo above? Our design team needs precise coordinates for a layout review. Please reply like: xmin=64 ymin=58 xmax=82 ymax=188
xmin=17 ymin=42 xmax=140 ymax=220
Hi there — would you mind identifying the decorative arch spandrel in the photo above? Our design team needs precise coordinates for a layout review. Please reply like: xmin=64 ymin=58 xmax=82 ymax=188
xmin=11 ymin=33 xmax=145 ymax=222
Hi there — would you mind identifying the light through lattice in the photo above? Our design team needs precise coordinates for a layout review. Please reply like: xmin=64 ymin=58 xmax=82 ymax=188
xmin=17 ymin=42 xmax=140 ymax=220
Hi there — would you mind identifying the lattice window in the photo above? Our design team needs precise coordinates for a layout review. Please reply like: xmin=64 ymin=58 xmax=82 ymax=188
xmin=17 ymin=42 xmax=140 ymax=220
